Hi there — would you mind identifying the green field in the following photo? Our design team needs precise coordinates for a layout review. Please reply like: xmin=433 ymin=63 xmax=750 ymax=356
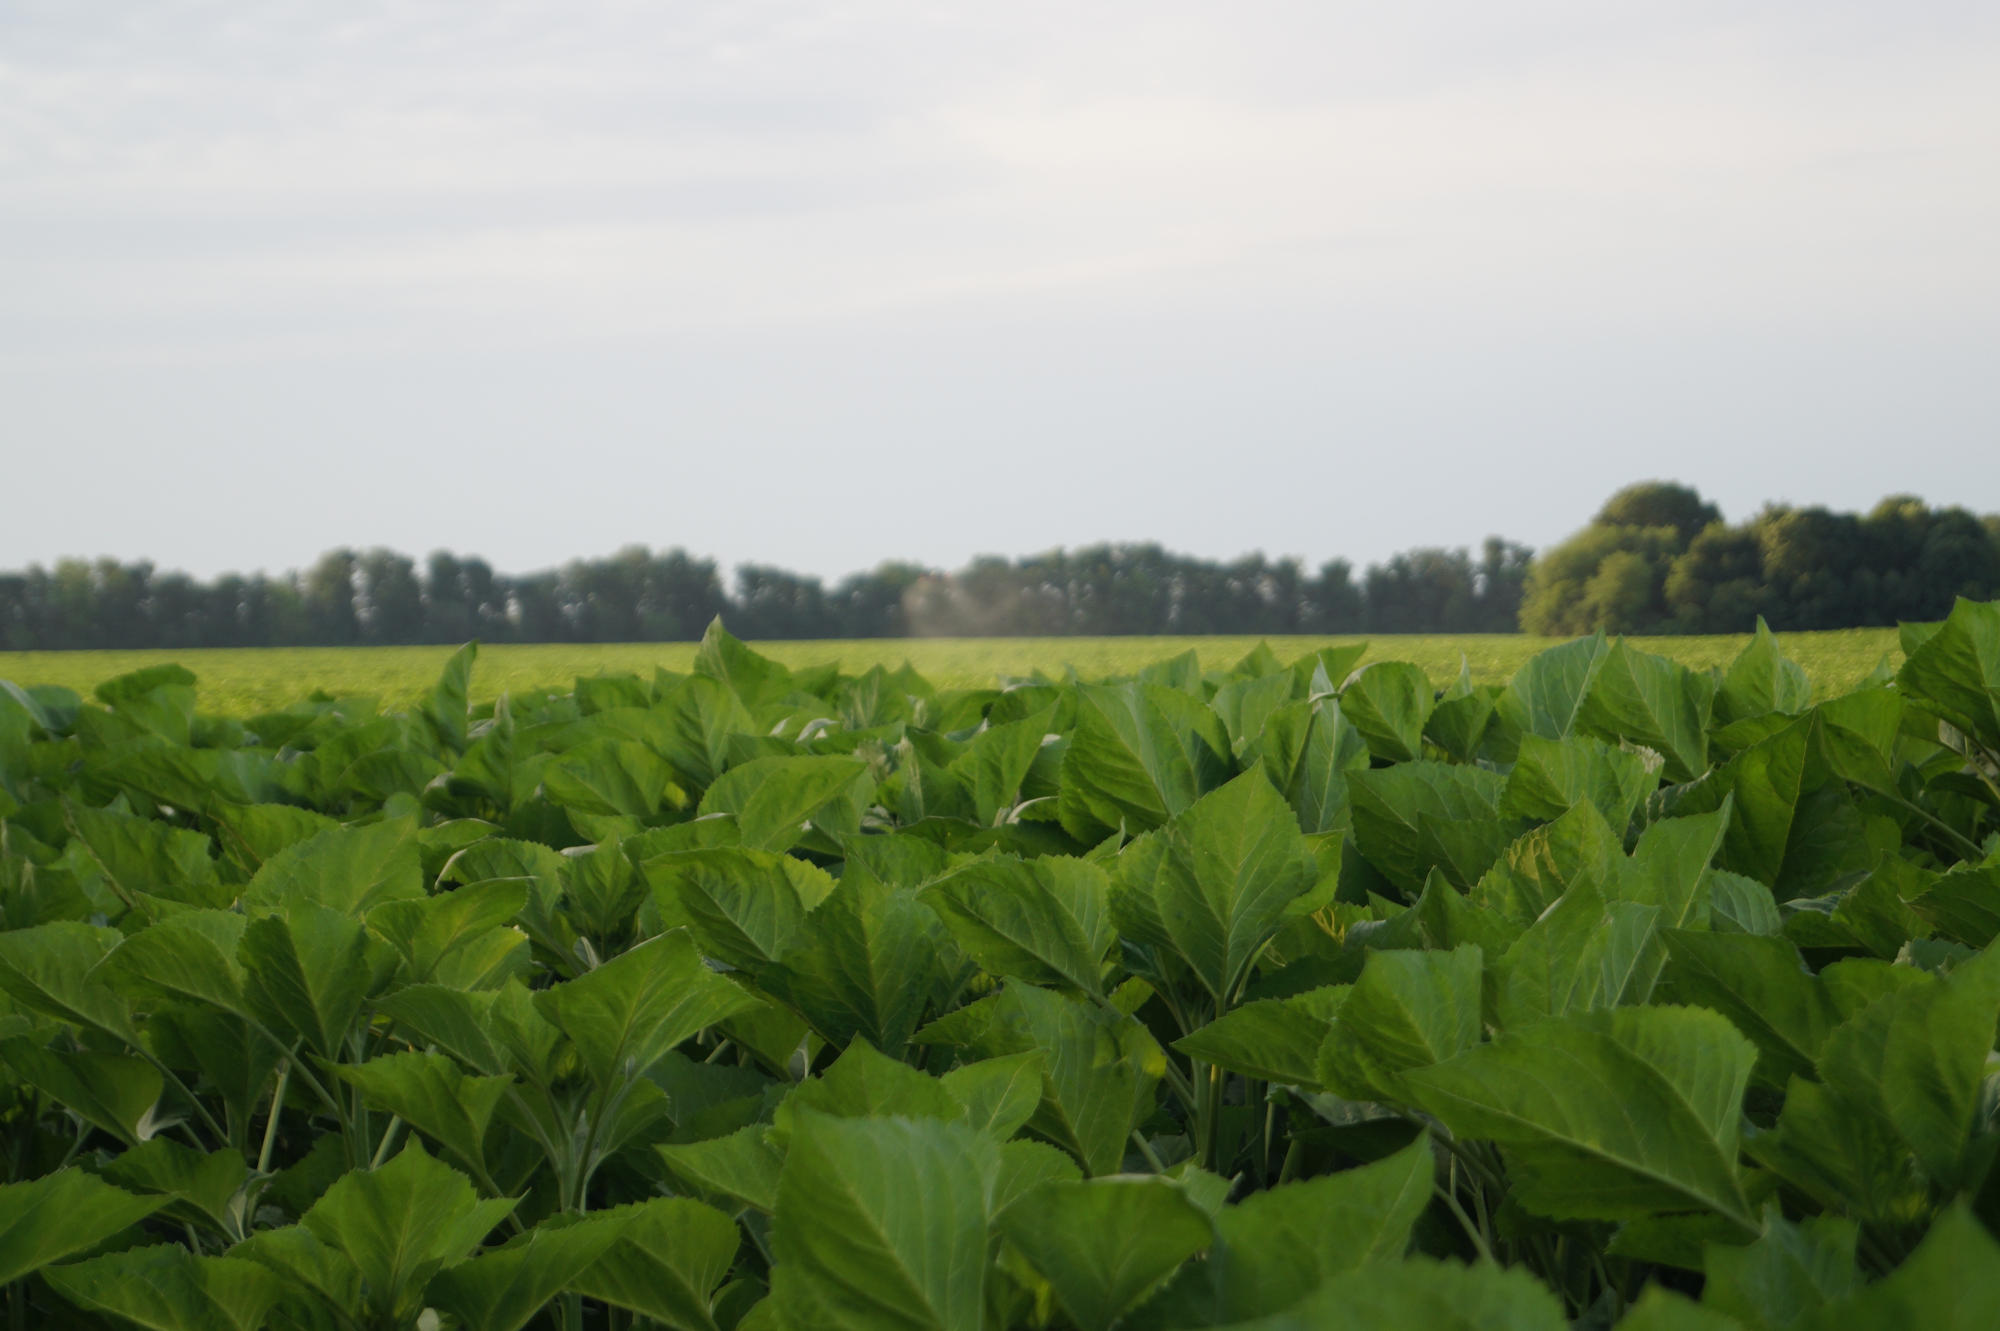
xmin=0 ymin=628 xmax=1903 ymax=715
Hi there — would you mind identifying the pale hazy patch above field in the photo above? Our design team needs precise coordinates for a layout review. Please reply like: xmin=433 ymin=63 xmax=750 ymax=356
xmin=2 ymin=1 xmax=1996 ymax=584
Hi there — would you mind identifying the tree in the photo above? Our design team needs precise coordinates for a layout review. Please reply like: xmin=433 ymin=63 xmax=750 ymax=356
xmin=1595 ymin=481 xmax=1721 ymax=543
xmin=1520 ymin=523 xmax=1682 ymax=636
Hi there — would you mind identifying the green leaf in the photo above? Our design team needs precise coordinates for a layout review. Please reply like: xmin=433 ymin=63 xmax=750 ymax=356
xmin=1495 ymin=632 xmax=1611 ymax=743
xmin=657 ymin=1125 xmax=787 ymax=1215
xmin=646 ymin=847 xmax=832 ymax=972
xmin=1259 ymin=697 xmax=1370 ymax=835
xmin=654 ymin=674 xmax=756 ymax=790
xmin=1058 ymin=682 xmax=1232 ymax=841
xmin=569 ymin=1196 xmax=742 ymax=1331
xmin=925 ymin=984 xmax=1165 ymax=1176
xmin=699 ymin=756 xmax=872 ymax=852
xmin=759 ymin=866 xmax=949 ymax=1058
xmin=770 ymin=1111 xmax=998 ymax=1331
xmin=1615 ymin=1289 xmax=1748 ymax=1331
xmin=945 ymin=705 xmax=1057 ymax=824
xmin=1174 ymin=987 xmax=1348 ymax=1088
xmin=1405 ymin=1005 xmax=1758 ymax=1231
xmin=241 ymin=816 xmax=423 ymax=916
xmin=1319 ymin=947 xmax=1483 ymax=1100
xmin=428 ymin=1211 xmax=633 ymax=1331
xmin=1501 ymin=733 xmax=1654 ymax=831
xmin=1109 ymin=772 xmax=1319 ymax=1004
xmin=1795 ymin=1205 xmax=2000 ymax=1331
xmin=1575 ymin=640 xmax=1715 ymax=783
xmin=1350 ymin=761 xmax=1513 ymax=894
xmin=775 ymin=1038 xmax=965 ymax=1136
xmin=100 ymin=1140 xmax=250 ymax=1238
xmin=0 ymin=921 xmax=136 ymax=1040
xmin=536 ymin=931 xmax=762 ymax=1087
xmin=1703 ymin=1209 xmax=1861 ymax=1330
xmin=330 ymin=1051 xmax=512 ymax=1183
xmin=1219 ymin=1254 xmax=1569 ymax=1331
xmin=998 ymin=1176 xmax=1214 ymax=1329
xmin=0 ymin=1169 xmax=163 ymax=1284
xmin=1744 ymin=1076 xmax=1915 ymax=1223
xmin=1660 ymin=931 xmax=1838 ymax=1086
xmin=239 ymin=904 xmax=377 ymax=1057
xmin=695 ymin=618 xmax=795 ymax=710
xmin=367 ymin=877 xmax=529 ymax=988
xmin=923 ymin=855 xmax=1116 ymax=1000
xmin=1211 ymin=669 xmax=1301 ymax=759
xmin=1716 ymin=619 xmax=1812 ymax=724
xmin=1895 ymin=597 xmax=2000 ymax=753
xmin=297 ymin=1140 xmax=516 ymax=1325
xmin=543 ymin=738 xmax=679 ymax=818
xmin=0 ymin=1038 xmax=164 ymax=1147
xmin=96 ymin=909 xmax=251 ymax=1017
xmin=1492 ymin=881 xmax=1661 ymax=1028
xmin=45 ymin=1246 xmax=284 ymax=1331
xmin=424 ymin=641 xmax=478 ymax=752
xmin=940 ymin=1051 xmax=1047 ymax=1140
xmin=1149 ymin=1135 xmax=1434 ymax=1325
xmin=1339 ymin=663 xmax=1435 ymax=763
xmin=1816 ymin=942 xmax=2000 ymax=1186
xmin=65 ymin=801 xmax=227 ymax=909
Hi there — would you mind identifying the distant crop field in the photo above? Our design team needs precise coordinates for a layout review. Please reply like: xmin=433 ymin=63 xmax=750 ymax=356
xmin=0 ymin=629 xmax=1902 ymax=716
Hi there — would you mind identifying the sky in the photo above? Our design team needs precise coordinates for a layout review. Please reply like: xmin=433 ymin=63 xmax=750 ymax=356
xmin=3 ymin=0 xmax=1997 ymax=585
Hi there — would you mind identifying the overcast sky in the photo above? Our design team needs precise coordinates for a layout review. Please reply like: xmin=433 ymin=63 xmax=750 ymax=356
xmin=4 ymin=1 xmax=1996 ymax=584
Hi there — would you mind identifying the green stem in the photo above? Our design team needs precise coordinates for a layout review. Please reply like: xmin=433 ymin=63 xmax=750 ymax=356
xmin=1435 ymin=1183 xmax=1493 ymax=1263
xmin=1129 ymin=1131 xmax=1170 ymax=1174
xmin=257 ymin=1061 xmax=292 ymax=1175
xmin=1277 ymin=1138 xmax=1305 ymax=1185
xmin=369 ymin=1116 xmax=406 ymax=1169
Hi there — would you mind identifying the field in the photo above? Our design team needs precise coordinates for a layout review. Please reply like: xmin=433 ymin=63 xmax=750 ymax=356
xmin=0 ymin=626 xmax=1903 ymax=714
xmin=2 ymin=610 xmax=1995 ymax=1330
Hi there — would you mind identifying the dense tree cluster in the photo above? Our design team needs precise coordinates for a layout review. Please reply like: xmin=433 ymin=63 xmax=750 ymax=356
xmin=0 ymin=539 xmax=1532 ymax=650
xmin=1520 ymin=483 xmax=2000 ymax=635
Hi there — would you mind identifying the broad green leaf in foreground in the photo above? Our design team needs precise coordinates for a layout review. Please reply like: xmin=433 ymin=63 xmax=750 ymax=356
xmin=0 ymin=1169 xmax=163 ymax=1285
xmin=1175 ymin=987 xmax=1348 ymax=1088
xmin=535 ymin=930 xmax=762 ymax=1087
xmin=1575 ymin=641 xmax=1714 ymax=783
xmin=698 ymin=755 xmax=871 ymax=852
xmin=1702 ymin=1209 xmax=1860 ymax=1330
xmin=1894 ymin=597 xmax=2000 ymax=752
xmin=0 ymin=1039 xmax=164 ymax=1147
xmin=1318 ymin=946 xmax=1483 ymax=1101
xmin=1148 ymin=1134 xmax=1434 ymax=1326
xmin=922 ymin=984 xmax=1165 ymax=1177
xmin=923 ymin=855 xmax=1117 ymax=999
xmin=1349 ymin=761 xmax=1512 ymax=894
xmin=44 ymin=1246 xmax=284 ymax=1331
xmin=295 ymin=1141 xmax=517 ymax=1326
xmin=1339 ymin=662 xmax=1435 ymax=763
xmin=999 ymin=1176 xmax=1214 ymax=1330
xmin=1794 ymin=1205 xmax=2000 ymax=1331
xmin=0 ymin=921 xmax=136 ymax=1039
xmin=427 ymin=1212 xmax=634 ymax=1331
xmin=1059 ymin=682 xmax=1232 ymax=841
xmin=330 ymin=1051 xmax=513 ymax=1183
xmin=1110 ymin=772 xmax=1319 ymax=1004
xmin=770 ymin=1111 xmax=998 ymax=1331
xmin=1215 ymin=1254 xmax=1569 ymax=1331
xmin=1405 ymin=1005 xmax=1758 ymax=1231
xmin=569 ymin=1196 xmax=743 ymax=1331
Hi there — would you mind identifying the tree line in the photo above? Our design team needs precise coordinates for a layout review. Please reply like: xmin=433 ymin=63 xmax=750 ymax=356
xmin=1521 ymin=483 xmax=2000 ymax=635
xmin=4 ymin=484 xmax=1995 ymax=650
xmin=0 ymin=541 xmax=1531 ymax=650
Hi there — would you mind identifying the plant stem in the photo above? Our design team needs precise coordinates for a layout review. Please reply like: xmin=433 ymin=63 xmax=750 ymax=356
xmin=257 ymin=1061 xmax=292 ymax=1174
